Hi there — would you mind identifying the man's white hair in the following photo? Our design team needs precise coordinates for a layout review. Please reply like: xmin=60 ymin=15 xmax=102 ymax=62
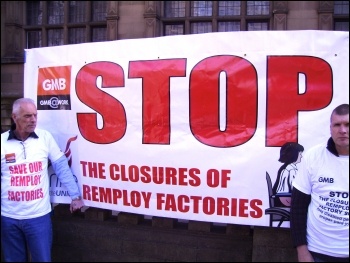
xmin=12 ymin=98 xmax=36 ymax=114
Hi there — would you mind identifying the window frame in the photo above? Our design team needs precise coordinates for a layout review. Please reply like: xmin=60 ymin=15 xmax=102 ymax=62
xmin=23 ymin=1 xmax=107 ymax=49
xmin=161 ymin=1 xmax=273 ymax=36
xmin=333 ymin=1 xmax=349 ymax=31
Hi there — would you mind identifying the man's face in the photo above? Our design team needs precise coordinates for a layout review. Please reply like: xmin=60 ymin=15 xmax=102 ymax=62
xmin=12 ymin=103 xmax=37 ymax=133
xmin=330 ymin=112 xmax=349 ymax=149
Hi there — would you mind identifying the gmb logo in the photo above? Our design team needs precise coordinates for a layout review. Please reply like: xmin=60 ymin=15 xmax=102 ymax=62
xmin=39 ymin=97 xmax=69 ymax=109
xmin=42 ymin=78 xmax=66 ymax=90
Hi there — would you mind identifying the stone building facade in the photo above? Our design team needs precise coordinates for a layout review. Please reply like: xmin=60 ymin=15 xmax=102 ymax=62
xmin=1 ymin=1 xmax=348 ymax=261
xmin=2 ymin=1 xmax=344 ymax=131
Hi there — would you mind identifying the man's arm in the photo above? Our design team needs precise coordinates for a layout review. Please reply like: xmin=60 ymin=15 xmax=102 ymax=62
xmin=51 ymin=155 xmax=84 ymax=212
xmin=290 ymin=187 xmax=313 ymax=262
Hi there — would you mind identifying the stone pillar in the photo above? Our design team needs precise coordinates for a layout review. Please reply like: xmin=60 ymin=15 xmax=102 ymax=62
xmin=272 ymin=1 xmax=288 ymax=30
xmin=106 ymin=1 xmax=119 ymax=41
xmin=143 ymin=1 xmax=161 ymax=38
xmin=1 ymin=1 xmax=24 ymax=62
xmin=318 ymin=1 xmax=333 ymax=30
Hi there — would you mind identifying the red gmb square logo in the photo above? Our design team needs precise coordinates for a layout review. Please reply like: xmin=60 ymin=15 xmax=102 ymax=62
xmin=37 ymin=66 xmax=72 ymax=96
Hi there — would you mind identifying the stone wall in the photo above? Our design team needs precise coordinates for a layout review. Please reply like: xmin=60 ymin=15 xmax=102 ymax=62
xmin=49 ymin=205 xmax=297 ymax=262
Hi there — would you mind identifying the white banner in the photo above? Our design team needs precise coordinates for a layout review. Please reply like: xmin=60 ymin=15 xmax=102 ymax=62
xmin=24 ymin=30 xmax=349 ymax=227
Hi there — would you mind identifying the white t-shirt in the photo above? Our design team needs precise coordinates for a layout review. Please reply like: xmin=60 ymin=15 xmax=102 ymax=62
xmin=293 ymin=142 xmax=349 ymax=258
xmin=1 ymin=128 xmax=64 ymax=219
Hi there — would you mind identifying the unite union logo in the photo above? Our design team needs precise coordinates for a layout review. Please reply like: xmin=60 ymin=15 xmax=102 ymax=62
xmin=49 ymin=135 xmax=79 ymax=195
xmin=37 ymin=66 xmax=72 ymax=110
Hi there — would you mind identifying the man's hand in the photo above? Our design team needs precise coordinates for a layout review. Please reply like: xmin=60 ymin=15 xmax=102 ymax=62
xmin=70 ymin=198 xmax=84 ymax=213
xmin=296 ymin=245 xmax=314 ymax=262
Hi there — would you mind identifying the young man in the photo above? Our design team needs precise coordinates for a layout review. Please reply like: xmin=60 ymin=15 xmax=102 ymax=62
xmin=290 ymin=104 xmax=349 ymax=262
xmin=1 ymin=98 xmax=84 ymax=262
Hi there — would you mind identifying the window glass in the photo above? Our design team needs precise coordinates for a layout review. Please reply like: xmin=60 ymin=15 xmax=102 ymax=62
xmin=48 ymin=29 xmax=64 ymax=46
xmin=334 ymin=1 xmax=349 ymax=31
xmin=335 ymin=21 xmax=349 ymax=31
xmin=334 ymin=1 xmax=349 ymax=15
xmin=191 ymin=1 xmax=213 ymax=16
xmin=48 ymin=1 xmax=64 ymax=24
xmin=25 ymin=1 xmax=107 ymax=48
xmin=92 ymin=1 xmax=107 ymax=21
xmin=26 ymin=1 xmax=42 ymax=25
xmin=165 ymin=1 xmax=186 ymax=17
xmin=69 ymin=1 xmax=87 ymax=23
xmin=164 ymin=1 xmax=271 ymax=35
xmin=165 ymin=24 xmax=184 ymax=35
xmin=92 ymin=27 xmax=107 ymax=42
xmin=218 ymin=1 xmax=241 ymax=16
xmin=247 ymin=1 xmax=270 ymax=15
xmin=218 ymin=21 xmax=241 ymax=31
xmin=247 ymin=21 xmax=268 ymax=31
xmin=69 ymin=28 xmax=85 ymax=44
xmin=191 ymin=22 xmax=212 ymax=34
xmin=26 ymin=31 xmax=42 ymax=48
